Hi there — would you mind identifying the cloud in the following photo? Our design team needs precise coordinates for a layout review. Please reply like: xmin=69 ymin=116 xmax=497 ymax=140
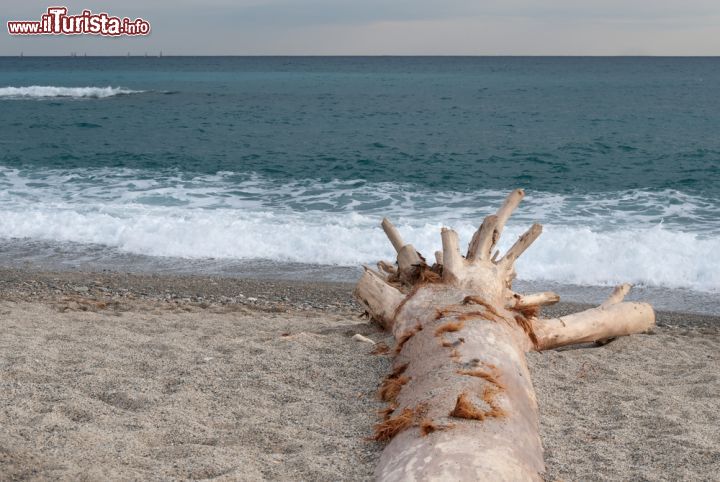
xmin=210 ymin=0 xmax=720 ymax=24
xmin=3 ymin=0 xmax=720 ymax=55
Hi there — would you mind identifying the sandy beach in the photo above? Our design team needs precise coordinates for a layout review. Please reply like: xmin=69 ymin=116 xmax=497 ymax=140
xmin=0 ymin=268 xmax=718 ymax=481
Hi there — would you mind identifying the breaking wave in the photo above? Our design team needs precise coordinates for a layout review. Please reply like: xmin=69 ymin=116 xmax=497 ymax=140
xmin=0 ymin=86 xmax=143 ymax=99
xmin=0 ymin=166 xmax=718 ymax=293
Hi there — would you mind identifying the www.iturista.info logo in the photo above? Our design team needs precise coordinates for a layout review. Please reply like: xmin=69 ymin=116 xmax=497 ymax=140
xmin=7 ymin=7 xmax=151 ymax=36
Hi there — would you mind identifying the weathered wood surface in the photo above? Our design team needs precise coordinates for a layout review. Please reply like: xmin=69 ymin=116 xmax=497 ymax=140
xmin=354 ymin=189 xmax=655 ymax=481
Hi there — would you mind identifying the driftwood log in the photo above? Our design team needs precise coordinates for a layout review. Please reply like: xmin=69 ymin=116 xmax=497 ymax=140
xmin=354 ymin=189 xmax=655 ymax=481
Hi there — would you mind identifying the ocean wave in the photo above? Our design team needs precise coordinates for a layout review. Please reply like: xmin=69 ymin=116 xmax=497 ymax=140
xmin=0 ymin=86 xmax=143 ymax=99
xmin=0 ymin=208 xmax=718 ymax=292
xmin=0 ymin=166 xmax=718 ymax=292
xmin=0 ymin=167 xmax=717 ymax=231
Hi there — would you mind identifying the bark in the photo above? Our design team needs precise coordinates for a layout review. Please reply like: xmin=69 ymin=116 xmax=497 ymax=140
xmin=354 ymin=189 xmax=655 ymax=481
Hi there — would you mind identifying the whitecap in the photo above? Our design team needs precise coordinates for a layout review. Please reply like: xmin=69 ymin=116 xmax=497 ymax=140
xmin=0 ymin=85 xmax=143 ymax=99
xmin=0 ymin=166 xmax=718 ymax=293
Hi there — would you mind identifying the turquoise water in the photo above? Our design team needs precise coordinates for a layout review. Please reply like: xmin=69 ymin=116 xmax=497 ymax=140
xmin=2 ymin=57 xmax=719 ymax=193
xmin=0 ymin=57 xmax=719 ymax=311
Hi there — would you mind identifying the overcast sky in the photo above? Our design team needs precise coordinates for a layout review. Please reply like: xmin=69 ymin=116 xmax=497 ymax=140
xmin=3 ymin=0 xmax=720 ymax=55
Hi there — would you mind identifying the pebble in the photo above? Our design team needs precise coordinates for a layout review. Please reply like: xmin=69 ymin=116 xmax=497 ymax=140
xmin=0 ymin=267 xmax=364 ymax=317
xmin=352 ymin=334 xmax=376 ymax=344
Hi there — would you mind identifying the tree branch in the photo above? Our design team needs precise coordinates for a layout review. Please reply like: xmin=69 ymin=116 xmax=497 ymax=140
xmin=600 ymin=283 xmax=632 ymax=308
xmin=533 ymin=301 xmax=655 ymax=351
xmin=510 ymin=291 xmax=560 ymax=309
xmin=498 ymin=223 xmax=542 ymax=269
xmin=441 ymin=228 xmax=463 ymax=282
xmin=381 ymin=217 xmax=405 ymax=253
xmin=467 ymin=215 xmax=499 ymax=261
xmin=492 ymin=189 xmax=525 ymax=251
xmin=353 ymin=267 xmax=405 ymax=329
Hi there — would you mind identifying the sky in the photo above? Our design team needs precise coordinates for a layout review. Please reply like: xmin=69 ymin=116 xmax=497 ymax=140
xmin=2 ymin=0 xmax=720 ymax=55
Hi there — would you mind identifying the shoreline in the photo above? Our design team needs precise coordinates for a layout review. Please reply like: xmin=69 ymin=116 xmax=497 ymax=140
xmin=1 ymin=267 xmax=718 ymax=480
xmin=0 ymin=267 xmax=717 ymax=328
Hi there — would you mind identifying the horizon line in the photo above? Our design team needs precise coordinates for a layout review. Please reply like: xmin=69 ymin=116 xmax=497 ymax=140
xmin=2 ymin=54 xmax=720 ymax=58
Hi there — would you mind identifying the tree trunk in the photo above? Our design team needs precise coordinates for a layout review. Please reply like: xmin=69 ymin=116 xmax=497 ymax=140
xmin=354 ymin=189 xmax=655 ymax=481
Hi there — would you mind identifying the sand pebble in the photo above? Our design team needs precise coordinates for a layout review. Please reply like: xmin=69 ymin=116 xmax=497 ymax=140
xmin=352 ymin=333 xmax=376 ymax=344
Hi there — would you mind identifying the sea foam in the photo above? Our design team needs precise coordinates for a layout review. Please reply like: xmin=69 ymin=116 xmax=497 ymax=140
xmin=0 ymin=166 xmax=718 ymax=293
xmin=0 ymin=86 xmax=142 ymax=99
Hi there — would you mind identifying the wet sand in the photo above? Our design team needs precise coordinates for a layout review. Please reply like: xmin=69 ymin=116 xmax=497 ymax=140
xmin=0 ymin=269 xmax=718 ymax=481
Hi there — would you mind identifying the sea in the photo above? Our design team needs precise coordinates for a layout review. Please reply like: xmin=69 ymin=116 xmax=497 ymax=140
xmin=0 ymin=57 xmax=718 ymax=314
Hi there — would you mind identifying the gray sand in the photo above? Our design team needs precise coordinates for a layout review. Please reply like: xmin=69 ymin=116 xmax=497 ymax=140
xmin=0 ymin=270 xmax=718 ymax=481
xmin=0 ymin=300 xmax=392 ymax=481
xmin=529 ymin=326 xmax=720 ymax=481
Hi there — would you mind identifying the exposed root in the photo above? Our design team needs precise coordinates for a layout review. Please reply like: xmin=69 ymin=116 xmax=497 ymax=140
xmin=379 ymin=375 xmax=409 ymax=403
xmin=378 ymin=403 xmax=398 ymax=420
xmin=450 ymin=392 xmax=487 ymax=420
xmin=377 ymin=260 xmax=397 ymax=276
xmin=516 ymin=304 xmax=540 ymax=320
xmin=482 ymin=385 xmax=506 ymax=418
xmin=378 ymin=363 xmax=409 ymax=403
xmin=449 ymin=389 xmax=505 ymax=421
xmin=372 ymin=404 xmax=428 ymax=442
xmin=386 ymin=260 xmax=442 ymax=289
xmin=395 ymin=326 xmax=420 ymax=354
xmin=372 ymin=407 xmax=416 ymax=441
xmin=434 ymin=301 xmax=506 ymax=327
xmin=435 ymin=320 xmax=465 ymax=336
xmin=370 ymin=342 xmax=390 ymax=355
xmin=456 ymin=311 xmax=494 ymax=322
xmin=457 ymin=368 xmax=504 ymax=389
xmin=412 ymin=264 xmax=443 ymax=284
xmin=395 ymin=323 xmax=423 ymax=354
xmin=419 ymin=418 xmax=455 ymax=437
xmin=419 ymin=418 xmax=438 ymax=436
xmin=435 ymin=307 xmax=498 ymax=323
xmin=385 ymin=273 xmax=400 ymax=287
xmin=462 ymin=296 xmax=504 ymax=321
xmin=391 ymin=362 xmax=409 ymax=377
xmin=514 ymin=314 xmax=539 ymax=348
